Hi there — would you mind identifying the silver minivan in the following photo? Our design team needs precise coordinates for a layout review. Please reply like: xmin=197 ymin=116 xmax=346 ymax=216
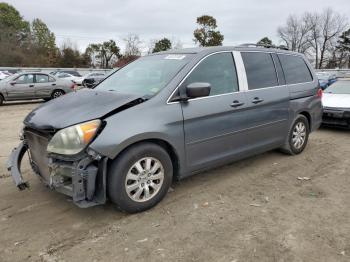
xmin=8 ymin=46 xmax=323 ymax=213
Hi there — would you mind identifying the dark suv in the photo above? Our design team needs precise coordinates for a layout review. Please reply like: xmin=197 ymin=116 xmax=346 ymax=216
xmin=8 ymin=46 xmax=322 ymax=213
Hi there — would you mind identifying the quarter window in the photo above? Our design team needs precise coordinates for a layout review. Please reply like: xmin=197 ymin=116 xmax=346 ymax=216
xmin=278 ymin=54 xmax=313 ymax=84
xmin=184 ymin=52 xmax=239 ymax=96
xmin=242 ymin=52 xmax=278 ymax=90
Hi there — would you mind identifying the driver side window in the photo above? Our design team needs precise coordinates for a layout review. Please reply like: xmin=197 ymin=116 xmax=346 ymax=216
xmin=183 ymin=52 xmax=239 ymax=96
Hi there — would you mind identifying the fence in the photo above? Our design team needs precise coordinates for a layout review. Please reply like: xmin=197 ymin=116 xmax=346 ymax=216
xmin=0 ymin=67 xmax=112 ymax=76
xmin=315 ymin=69 xmax=350 ymax=78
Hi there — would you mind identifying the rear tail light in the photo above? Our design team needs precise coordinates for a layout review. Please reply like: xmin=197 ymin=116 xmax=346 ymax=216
xmin=317 ymin=88 xmax=323 ymax=98
xmin=71 ymin=83 xmax=76 ymax=90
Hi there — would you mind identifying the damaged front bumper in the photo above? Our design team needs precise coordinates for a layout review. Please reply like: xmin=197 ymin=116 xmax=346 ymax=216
xmin=7 ymin=136 xmax=108 ymax=208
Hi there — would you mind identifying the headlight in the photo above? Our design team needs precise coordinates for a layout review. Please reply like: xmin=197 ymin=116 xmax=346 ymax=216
xmin=47 ymin=119 xmax=101 ymax=155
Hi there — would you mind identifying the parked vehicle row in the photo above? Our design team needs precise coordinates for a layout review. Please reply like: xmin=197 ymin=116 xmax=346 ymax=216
xmin=0 ymin=72 xmax=75 ymax=105
xmin=52 ymin=71 xmax=107 ymax=88
xmin=8 ymin=46 xmax=323 ymax=213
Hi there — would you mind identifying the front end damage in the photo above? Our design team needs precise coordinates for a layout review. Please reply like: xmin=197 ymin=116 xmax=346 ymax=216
xmin=7 ymin=128 xmax=108 ymax=208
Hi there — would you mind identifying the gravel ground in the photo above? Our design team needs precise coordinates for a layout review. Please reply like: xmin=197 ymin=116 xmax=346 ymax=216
xmin=0 ymin=101 xmax=349 ymax=262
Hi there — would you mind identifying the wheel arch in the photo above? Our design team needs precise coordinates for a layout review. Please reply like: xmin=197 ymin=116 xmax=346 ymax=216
xmin=298 ymin=111 xmax=311 ymax=128
xmin=51 ymin=89 xmax=65 ymax=96
xmin=108 ymin=138 xmax=181 ymax=180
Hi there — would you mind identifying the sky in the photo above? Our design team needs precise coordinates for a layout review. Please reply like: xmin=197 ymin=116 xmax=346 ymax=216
xmin=5 ymin=0 xmax=350 ymax=53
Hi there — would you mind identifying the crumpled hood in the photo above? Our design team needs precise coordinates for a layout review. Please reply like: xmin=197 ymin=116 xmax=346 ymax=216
xmin=24 ymin=89 xmax=142 ymax=130
xmin=322 ymin=93 xmax=350 ymax=109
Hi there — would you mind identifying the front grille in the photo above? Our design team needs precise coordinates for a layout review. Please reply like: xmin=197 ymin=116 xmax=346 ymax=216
xmin=24 ymin=130 xmax=51 ymax=182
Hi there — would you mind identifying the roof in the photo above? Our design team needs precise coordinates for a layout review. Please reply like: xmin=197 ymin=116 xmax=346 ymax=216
xmin=158 ymin=45 xmax=301 ymax=56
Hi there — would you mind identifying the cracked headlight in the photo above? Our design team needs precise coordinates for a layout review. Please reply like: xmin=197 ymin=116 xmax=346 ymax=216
xmin=47 ymin=120 xmax=101 ymax=155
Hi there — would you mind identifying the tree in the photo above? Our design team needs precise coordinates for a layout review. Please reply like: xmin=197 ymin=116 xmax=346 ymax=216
xmin=317 ymin=8 xmax=347 ymax=69
xmin=124 ymin=33 xmax=142 ymax=56
xmin=193 ymin=15 xmax=224 ymax=47
xmin=257 ymin=37 xmax=273 ymax=46
xmin=152 ymin=38 xmax=172 ymax=53
xmin=335 ymin=28 xmax=350 ymax=68
xmin=57 ymin=41 xmax=90 ymax=68
xmin=0 ymin=3 xmax=30 ymax=66
xmin=277 ymin=14 xmax=312 ymax=53
xmin=277 ymin=8 xmax=348 ymax=69
xmin=31 ymin=18 xmax=56 ymax=50
xmin=86 ymin=40 xmax=121 ymax=68
xmin=30 ymin=18 xmax=57 ymax=66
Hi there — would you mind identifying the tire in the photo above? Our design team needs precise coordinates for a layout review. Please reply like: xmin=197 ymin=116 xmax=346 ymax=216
xmin=0 ymin=94 xmax=3 ymax=106
xmin=280 ymin=115 xmax=310 ymax=155
xmin=108 ymin=142 xmax=173 ymax=213
xmin=51 ymin=90 xmax=65 ymax=99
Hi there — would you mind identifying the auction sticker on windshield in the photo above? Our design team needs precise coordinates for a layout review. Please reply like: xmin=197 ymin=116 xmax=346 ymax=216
xmin=165 ymin=54 xmax=186 ymax=60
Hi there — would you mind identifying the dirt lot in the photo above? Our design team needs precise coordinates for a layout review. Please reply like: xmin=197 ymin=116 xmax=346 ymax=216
xmin=0 ymin=101 xmax=349 ymax=262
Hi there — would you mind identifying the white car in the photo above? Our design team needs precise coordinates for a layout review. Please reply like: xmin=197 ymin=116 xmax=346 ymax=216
xmin=322 ymin=80 xmax=350 ymax=128
xmin=56 ymin=72 xmax=82 ymax=85
xmin=0 ymin=71 xmax=11 ymax=80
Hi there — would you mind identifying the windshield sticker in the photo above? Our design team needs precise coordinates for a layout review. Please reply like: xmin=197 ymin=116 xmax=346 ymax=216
xmin=165 ymin=55 xmax=186 ymax=60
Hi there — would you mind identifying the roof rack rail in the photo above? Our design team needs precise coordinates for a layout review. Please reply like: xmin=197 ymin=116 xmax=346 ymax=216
xmin=237 ymin=43 xmax=289 ymax=51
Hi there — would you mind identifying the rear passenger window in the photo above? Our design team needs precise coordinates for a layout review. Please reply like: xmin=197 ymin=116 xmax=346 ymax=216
xmin=184 ymin=52 xmax=239 ymax=96
xmin=36 ymin=74 xmax=49 ymax=83
xmin=242 ymin=52 xmax=278 ymax=90
xmin=278 ymin=54 xmax=313 ymax=84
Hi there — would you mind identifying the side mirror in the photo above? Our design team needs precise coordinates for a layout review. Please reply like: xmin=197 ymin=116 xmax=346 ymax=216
xmin=186 ymin=82 xmax=211 ymax=99
xmin=10 ymin=81 xmax=16 ymax=85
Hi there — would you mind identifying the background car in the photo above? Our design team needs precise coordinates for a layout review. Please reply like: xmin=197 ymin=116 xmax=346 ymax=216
xmin=82 ymin=72 xmax=106 ymax=88
xmin=56 ymin=72 xmax=82 ymax=86
xmin=0 ymin=72 xmax=75 ymax=105
xmin=50 ymin=70 xmax=82 ymax=77
xmin=322 ymin=80 xmax=350 ymax=128
xmin=316 ymin=72 xmax=337 ymax=89
xmin=0 ymin=71 xmax=11 ymax=80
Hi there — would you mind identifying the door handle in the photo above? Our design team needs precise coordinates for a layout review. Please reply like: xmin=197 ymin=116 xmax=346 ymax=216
xmin=29 ymin=84 xmax=34 ymax=87
xmin=252 ymin=97 xmax=264 ymax=104
xmin=230 ymin=100 xmax=245 ymax=108
xmin=51 ymin=83 xmax=56 ymax=86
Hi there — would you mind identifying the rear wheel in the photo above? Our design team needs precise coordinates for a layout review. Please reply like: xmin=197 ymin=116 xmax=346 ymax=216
xmin=280 ymin=115 xmax=310 ymax=155
xmin=51 ymin=90 xmax=65 ymax=99
xmin=0 ymin=95 xmax=3 ymax=106
xmin=108 ymin=143 xmax=173 ymax=213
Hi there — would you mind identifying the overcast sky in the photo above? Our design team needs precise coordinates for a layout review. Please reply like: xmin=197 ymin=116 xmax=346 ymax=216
xmin=5 ymin=0 xmax=350 ymax=52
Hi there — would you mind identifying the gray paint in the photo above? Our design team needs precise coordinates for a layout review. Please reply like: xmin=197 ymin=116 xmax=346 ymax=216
xmin=88 ymin=46 xmax=322 ymax=179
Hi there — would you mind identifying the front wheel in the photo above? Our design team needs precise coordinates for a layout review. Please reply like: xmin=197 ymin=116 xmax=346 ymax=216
xmin=108 ymin=143 xmax=173 ymax=213
xmin=280 ymin=115 xmax=310 ymax=155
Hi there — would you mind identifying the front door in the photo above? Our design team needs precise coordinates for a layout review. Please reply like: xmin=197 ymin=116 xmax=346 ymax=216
xmin=7 ymin=74 xmax=35 ymax=100
xmin=180 ymin=52 xmax=250 ymax=172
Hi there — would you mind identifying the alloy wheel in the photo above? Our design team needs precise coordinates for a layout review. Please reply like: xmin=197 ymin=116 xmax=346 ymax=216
xmin=125 ymin=157 xmax=165 ymax=202
xmin=292 ymin=122 xmax=306 ymax=149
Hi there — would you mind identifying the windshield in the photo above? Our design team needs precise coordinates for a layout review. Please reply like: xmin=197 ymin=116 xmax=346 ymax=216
xmin=96 ymin=54 xmax=193 ymax=97
xmin=324 ymin=81 xmax=350 ymax=94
